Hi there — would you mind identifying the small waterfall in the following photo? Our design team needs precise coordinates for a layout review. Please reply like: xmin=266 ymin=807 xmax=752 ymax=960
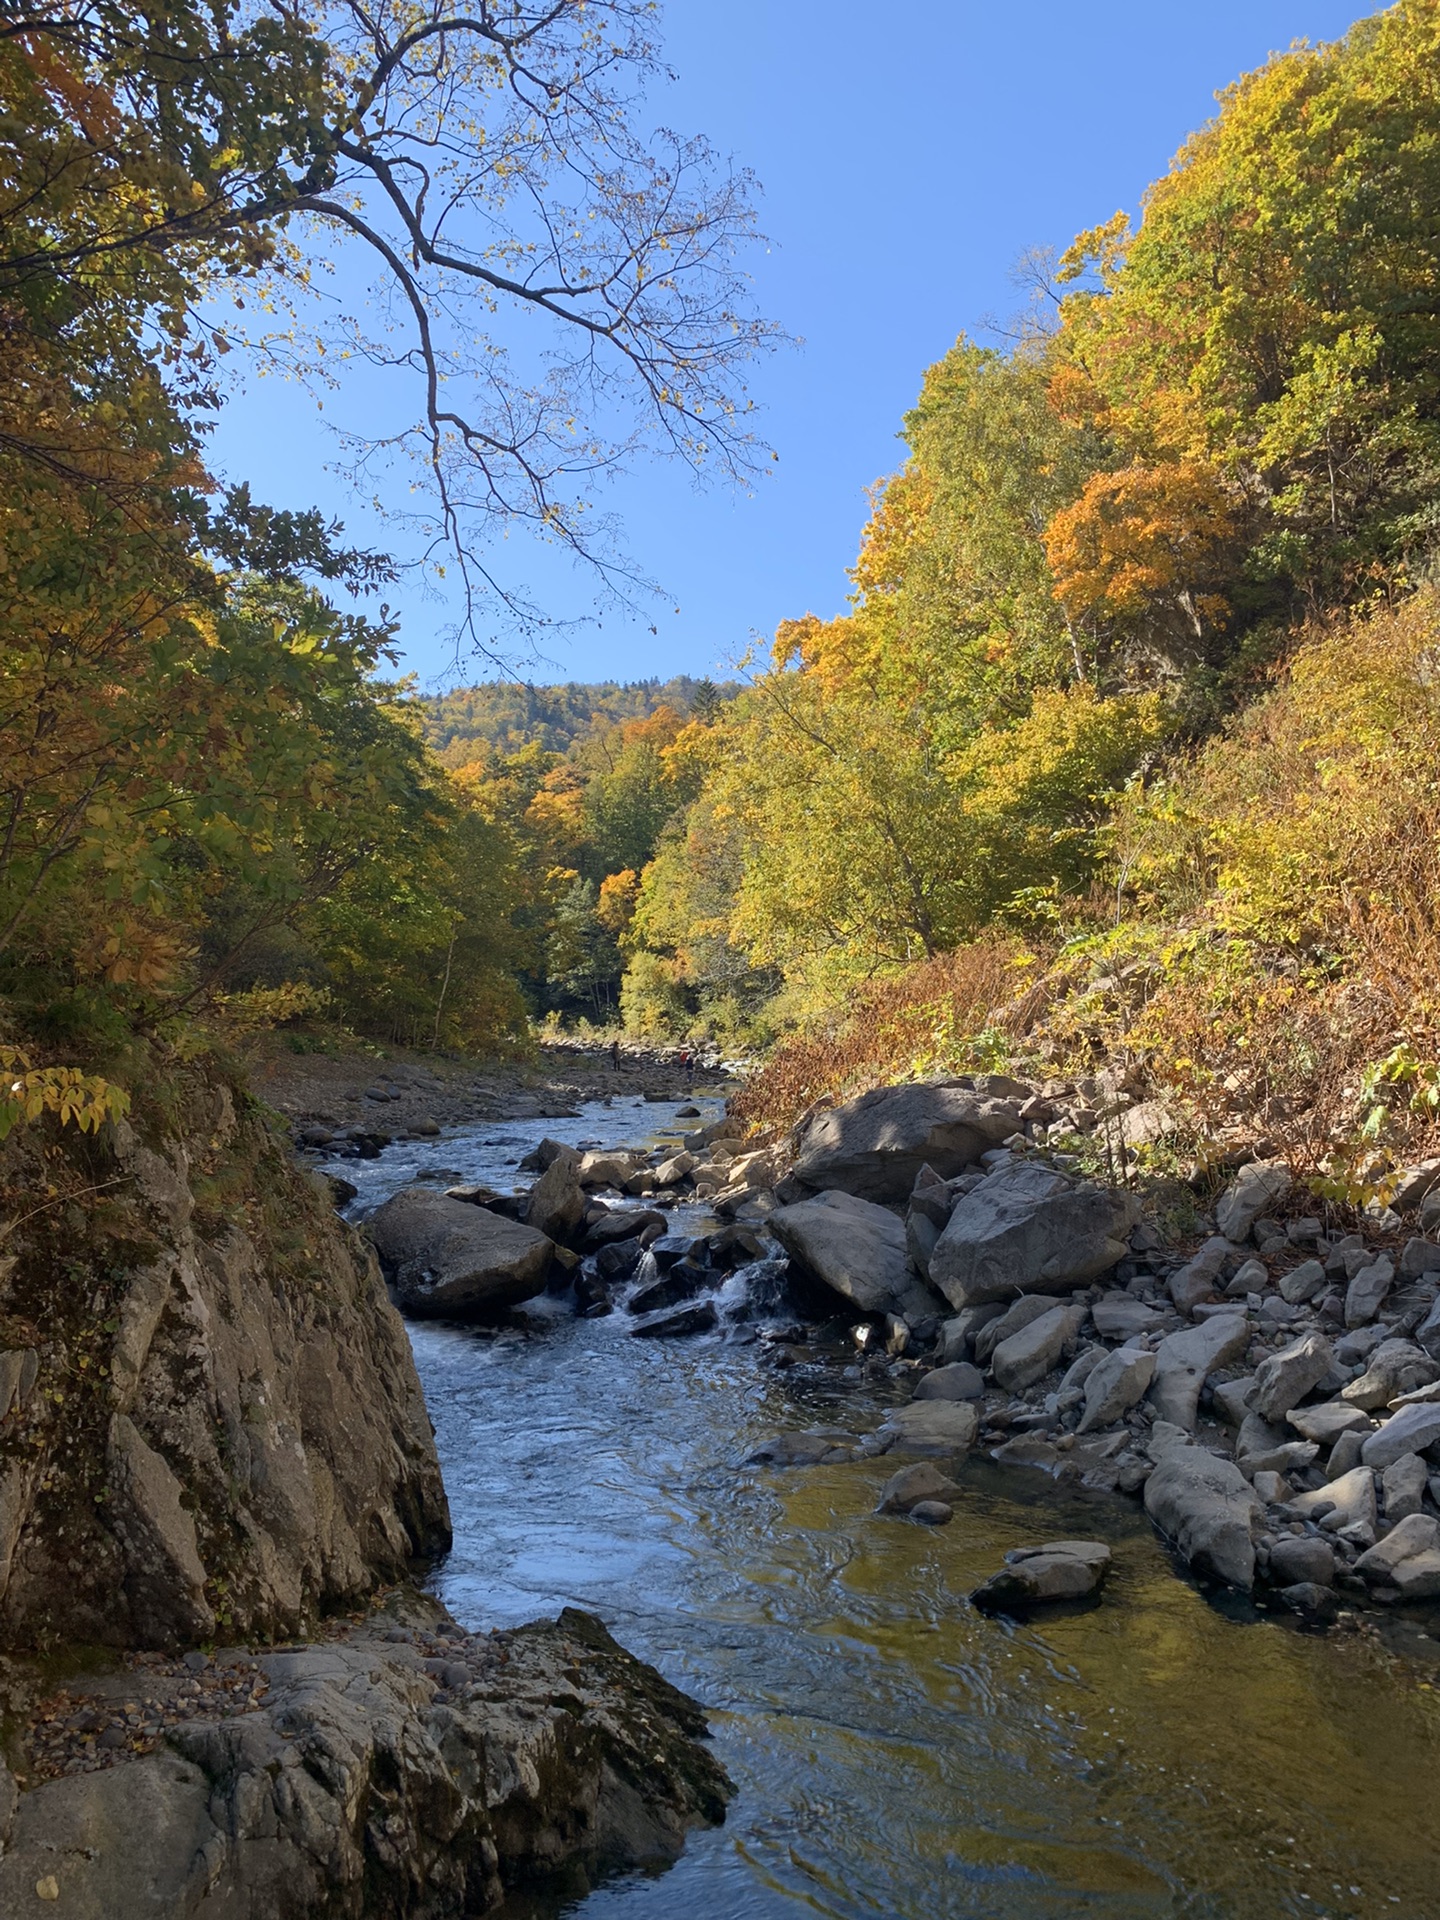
xmin=718 ymin=1256 xmax=792 ymax=1324
xmin=615 ymin=1246 xmax=662 ymax=1316
xmin=630 ymin=1248 xmax=660 ymax=1289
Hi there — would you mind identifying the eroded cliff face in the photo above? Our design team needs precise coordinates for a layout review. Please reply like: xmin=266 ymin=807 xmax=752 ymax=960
xmin=0 ymin=1065 xmax=451 ymax=1650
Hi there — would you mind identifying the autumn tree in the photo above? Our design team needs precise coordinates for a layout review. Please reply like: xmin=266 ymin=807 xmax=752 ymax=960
xmin=1 ymin=0 xmax=776 ymax=644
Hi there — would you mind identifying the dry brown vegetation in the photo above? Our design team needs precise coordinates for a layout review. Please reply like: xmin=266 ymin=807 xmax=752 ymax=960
xmin=730 ymin=940 xmax=1029 ymax=1134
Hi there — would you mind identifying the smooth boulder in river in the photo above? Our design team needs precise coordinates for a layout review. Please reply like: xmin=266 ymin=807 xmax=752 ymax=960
xmin=526 ymin=1144 xmax=585 ymax=1243
xmin=970 ymin=1540 xmax=1112 ymax=1613
xmin=368 ymin=1188 xmax=552 ymax=1317
xmin=875 ymin=1400 xmax=979 ymax=1457
xmin=1143 ymin=1439 xmax=1262 ymax=1590
xmin=768 ymin=1190 xmax=943 ymax=1325
xmin=927 ymin=1162 xmax=1138 ymax=1309
xmin=780 ymin=1082 xmax=1022 ymax=1204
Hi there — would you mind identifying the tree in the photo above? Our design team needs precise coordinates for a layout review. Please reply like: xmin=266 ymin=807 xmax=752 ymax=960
xmin=1052 ymin=1 xmax=1440 ymax=601
xmin=1 ymin=0 xmax=777 ymax=645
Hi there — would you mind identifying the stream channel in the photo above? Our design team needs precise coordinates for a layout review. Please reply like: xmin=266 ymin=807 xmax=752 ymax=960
xmin=325 ymin=1095 xmax=1440 ymax=1920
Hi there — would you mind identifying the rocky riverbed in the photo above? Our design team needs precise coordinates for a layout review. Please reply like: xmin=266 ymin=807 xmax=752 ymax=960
xmin=11 ymin=1056 xmax=1440 ymax=1917
xmin=340 ymin=1068 xmax=1440 ymax=1633
xmin=104 ymin=1066 xmax=1406 ymax=1915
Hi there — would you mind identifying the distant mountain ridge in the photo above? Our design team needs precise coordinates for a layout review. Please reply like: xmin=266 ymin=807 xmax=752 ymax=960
xmin=420 ymin=675 xmax=739 ymax=765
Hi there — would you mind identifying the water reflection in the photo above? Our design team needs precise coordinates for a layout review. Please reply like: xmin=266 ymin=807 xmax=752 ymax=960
xmin=335 ymin=1100 xmax=1440 ymax=1919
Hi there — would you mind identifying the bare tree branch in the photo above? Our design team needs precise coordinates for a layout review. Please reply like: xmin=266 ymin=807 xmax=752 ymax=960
xmin=0 ymin=0 xmax=782 ymax=657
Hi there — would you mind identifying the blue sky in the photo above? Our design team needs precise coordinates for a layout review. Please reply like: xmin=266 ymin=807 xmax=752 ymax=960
xmin=205 ymin=0 xmax=1370 ymax=691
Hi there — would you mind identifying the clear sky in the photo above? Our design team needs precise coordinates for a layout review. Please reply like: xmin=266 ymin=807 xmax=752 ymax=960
xmin=204 ymin=0 xmax=1371 ymax=691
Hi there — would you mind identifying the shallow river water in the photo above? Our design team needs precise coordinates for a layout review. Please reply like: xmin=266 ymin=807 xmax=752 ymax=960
xmin=327 ymin=1096 xmax=1440 ymax=1920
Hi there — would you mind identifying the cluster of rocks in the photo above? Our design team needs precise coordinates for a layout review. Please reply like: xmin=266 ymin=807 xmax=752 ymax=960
xmin=732 ymin=1078 xmax=1440 ymax=1625
xmin=0 ymin=1595 xmax=731 ymax=1916
xmin=350 ymin=1067 xmax=1440 ymax=1629
xmin=365 ymin=1115 xmax=787 ymax=1336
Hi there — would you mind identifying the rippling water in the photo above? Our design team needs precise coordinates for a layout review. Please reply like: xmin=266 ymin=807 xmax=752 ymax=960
xmin=327 ymin=1096 xmax=1440 ymax=1920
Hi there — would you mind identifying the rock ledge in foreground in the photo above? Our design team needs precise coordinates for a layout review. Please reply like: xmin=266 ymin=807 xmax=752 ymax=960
xmin=0 ymin=1596 xmax=732 ymax=1918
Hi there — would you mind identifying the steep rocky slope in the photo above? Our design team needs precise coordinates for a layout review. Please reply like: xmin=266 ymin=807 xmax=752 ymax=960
xmin=0 ymin=1066 xmax=450 ymax=1650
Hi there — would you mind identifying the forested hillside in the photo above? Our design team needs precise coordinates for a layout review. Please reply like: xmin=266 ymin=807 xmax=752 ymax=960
xmin=0 ymin=0 xmax=767 ymax=1109
xmin=422 ymin=677 xmax=735 ymax=764
xmin=6 ymin=0 xmax=1440 ymax=1201
xmin=603 ymin=1 xmax=1440 ymax=1193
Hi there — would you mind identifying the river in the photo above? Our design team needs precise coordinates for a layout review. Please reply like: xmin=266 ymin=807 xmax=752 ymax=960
xmin=324 ymin=1094 xmax=1440 ymax=1920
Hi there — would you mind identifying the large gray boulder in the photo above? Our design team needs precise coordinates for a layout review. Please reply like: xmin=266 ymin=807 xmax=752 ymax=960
xmin=1341 ymin=1340 xmax=1439 ymax=1411
xmin=1287 ymin=1399 xmax=1370 ymax=1445
xmin=782 ymin=1082 xmax=1022 ymax=1203
xmin=526 ymin=1144 xmax=586 ymax=1244
xmin=1345 ymin=1254 xmax=1395 ymax=1327
xmin=974 ymin=1293 xmax=1063 ymax=1367
xmin=1382 ymin=1451 xmax=1429 ymax=1521
xmin=874 ymin=1400 xmax=979 ymax=1457
xmin=1293 ymin=1465 xmax=1377 ymax=1533
xmin=927 ymin=1163 xmax=1138 ymax=1309
xmin=1144 ymin=1442 xmax=1263 ymax=1589
xmin=914 ymin=1362 xmax=985 ymax=1402
xmin=368 ymin=1188 xmax=553 ymax=1317
xmin=1354 ymin=1512 xmax=1440 ymax=1584
xmin=1361 ymin=1400 xmax=1440 ymax=1470
xmin=1167 ymin=1236 xmax=1231 ymax=1316
xmin=1250 ymin=1331 xmax=1332 ymax=1422
xmin=1214 ymin=1160 xmax=1292 ymax=1241
xmin=1147 ymin=1313 xmax=1251 ymax=1430
xmin=1077 ymin=1346 xmax=1157 ymax=1433
xmin=768 ymin=1190 xmax=943 ymax=1324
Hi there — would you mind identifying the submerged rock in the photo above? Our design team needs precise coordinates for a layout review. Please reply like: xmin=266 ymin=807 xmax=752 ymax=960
xmin=970 ymin=1540 xmax=1112 ymax=1613
xmin=629 ymin=1300 xmax=719 ymax=1339
xmin=747 ymin=1430 xmax=856 ymax=1467
xmin=910 ymin=1499 xmax=954 ymax=1525
xmin=874 ymin=1400 xmax=979 ymax=1457
xmin=876 ymin=1461 xmax=961 ymax=1514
